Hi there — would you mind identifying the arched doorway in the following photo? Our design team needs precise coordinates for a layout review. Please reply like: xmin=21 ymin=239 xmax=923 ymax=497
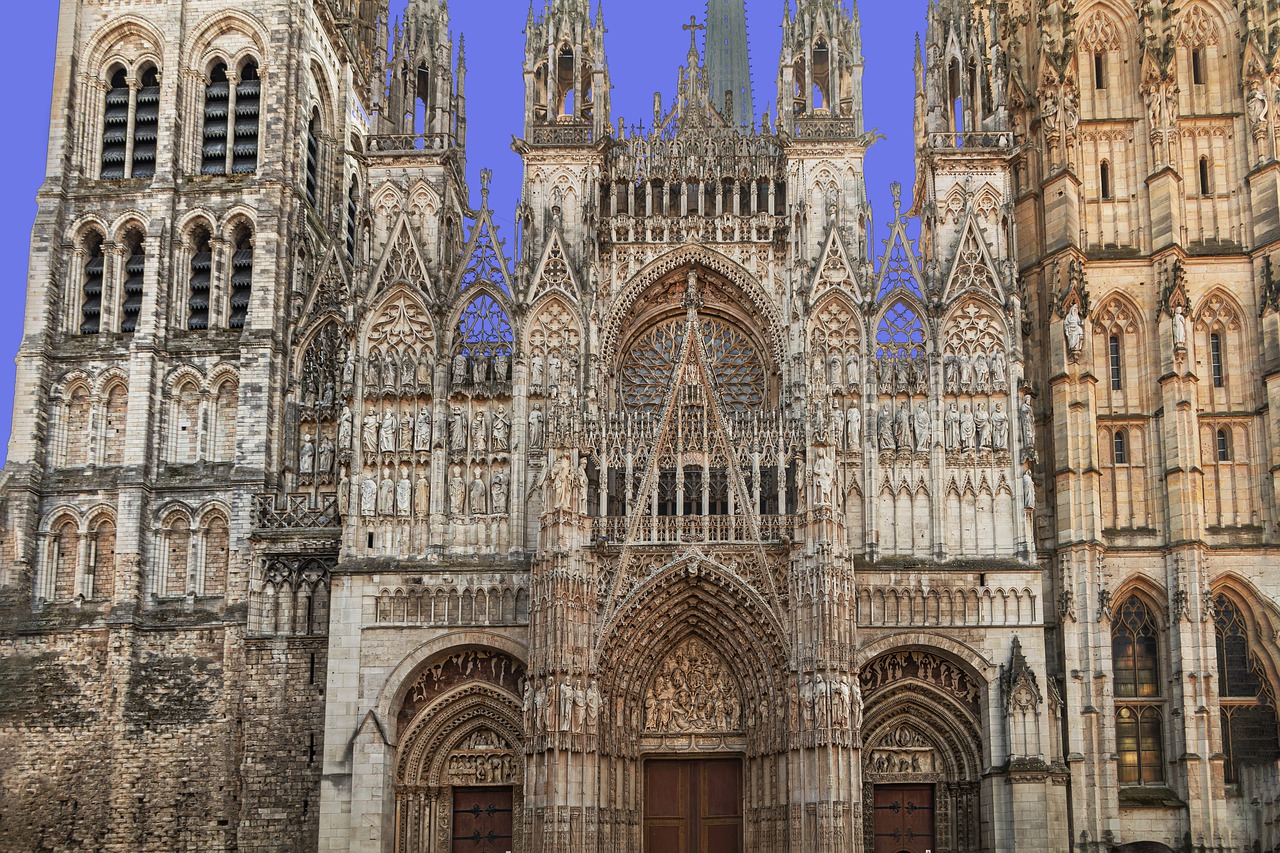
xmin=860 ymin=649 xmax=985 ymax=853
xmin=392 ymin=648 xmax=526 ymax=853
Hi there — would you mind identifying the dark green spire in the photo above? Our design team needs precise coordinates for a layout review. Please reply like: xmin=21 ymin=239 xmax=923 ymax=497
xmin=705 ymin=0 xmax=755 ymax=130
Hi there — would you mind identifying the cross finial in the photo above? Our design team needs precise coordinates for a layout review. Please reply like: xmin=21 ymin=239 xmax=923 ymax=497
xmin=683 ymin=15 xmax=705 ymax=57
xmin=480 ymin=168 xmax=493 ymax=208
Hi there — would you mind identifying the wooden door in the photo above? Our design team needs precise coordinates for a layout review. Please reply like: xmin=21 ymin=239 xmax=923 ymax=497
xmin=452 ymin=787 xmax=514 ymax=853
xmin=872 ymin=784 xmax=935 ymax=853
xmin=644 ymin=758 xmax=743 ymax=853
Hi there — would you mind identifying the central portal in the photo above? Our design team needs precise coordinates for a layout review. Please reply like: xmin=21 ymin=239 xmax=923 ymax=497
xmin=643 ymin=758 xmax=743 ymax=852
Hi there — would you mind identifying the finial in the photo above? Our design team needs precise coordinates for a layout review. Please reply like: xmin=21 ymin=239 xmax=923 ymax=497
xmin=890 ymin=181 xmax=903 ymax=213
xmin=682 ymin=270 xmax=703 ymax=313
xmin=481 ymin=168 xmax=493 ymax=208
xmin=682 ymin=14 xmax=706 ymax=60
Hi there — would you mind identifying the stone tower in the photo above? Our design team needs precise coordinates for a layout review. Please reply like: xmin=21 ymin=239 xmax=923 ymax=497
xmin=705 ymin=0 xmax=756 ymax=130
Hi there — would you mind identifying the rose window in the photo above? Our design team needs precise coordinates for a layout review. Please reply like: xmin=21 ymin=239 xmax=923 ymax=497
xmin=619 ymin=315 xmax=766 ymax=413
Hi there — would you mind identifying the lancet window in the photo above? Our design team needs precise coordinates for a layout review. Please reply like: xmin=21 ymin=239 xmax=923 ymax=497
xmin=455 ymin=295 xmax=513 ymax=383
xmin=1112 ymin=596 xmax=1165 ymax=785
xmin=1213 ymin=594 xmax=1280 ymax=783
xmin=80 ymin=233 xmax=105 ymax=334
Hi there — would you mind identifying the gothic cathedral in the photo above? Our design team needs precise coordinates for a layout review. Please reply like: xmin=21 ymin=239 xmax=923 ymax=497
xmin=2 ymin=1 xmax=1279 ymax=852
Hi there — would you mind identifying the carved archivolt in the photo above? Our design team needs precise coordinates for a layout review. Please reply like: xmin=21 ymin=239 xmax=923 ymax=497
xmin=1078 ymin=9 xmax=1123 ymax=51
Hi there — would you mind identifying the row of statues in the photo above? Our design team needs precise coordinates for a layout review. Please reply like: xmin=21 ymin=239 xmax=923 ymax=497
xmin=797 ymin=673 xmax=862 ymax=731
xmin=298 ymin=432 xmax=337 ymax=479
xmin=523 ymin=676 xmax=602 ymax=735
xmin=943 ymin=401 xmax=1011 ymax=454
xmin=339 ymin=464 xmax=511 ymax=518
xmin=943 ymin=347 xmax=1009 ymax=395
xmin=810 ymin=347 xmax=1012 ymax=399
xmin=451 ymin=350 xmax=512 ymax=387
xmin=364 ymin=346 xmax=431 ymax=397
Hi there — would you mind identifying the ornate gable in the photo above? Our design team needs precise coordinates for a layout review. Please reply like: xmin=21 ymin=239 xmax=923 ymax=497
xmin=810 ymin=223 xmax=866 ymax=306
xmin=527 ymin=228 xmax=580 ymax=304
xmin=943 ymin=214 xmax=1005 ymax=305
xmin=368 ymin=211 xmax=435 ymax=301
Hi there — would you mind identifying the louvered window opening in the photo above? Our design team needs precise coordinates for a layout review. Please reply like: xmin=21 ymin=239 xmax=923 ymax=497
xmin=305 ymin=113 xmax=320 ymax=206
xmin=346 ymin=183 xmax=358 ymax=261
xmin=187 ymin=241 xmax=212 ymax=330
xmin=233 ymin=63 xmax=261 ymax=174
xmin=121 ymin=243 xmax=145 ymax=333
xmin=101 ymin=70 xmax=130 ymax=179
xmin=131 ymin=68 xmax=160 ymax=179
xmin=81 ymin=243 xmax=104 ymax=334
xmin=229 ymin=238 xmax=253 ymax=329
xmin=201 ymin=65 xmax=230 ymax=175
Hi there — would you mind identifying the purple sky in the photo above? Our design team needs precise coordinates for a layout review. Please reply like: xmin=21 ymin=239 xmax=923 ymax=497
xmin=0 ymin=0 xmax=924 ymax=466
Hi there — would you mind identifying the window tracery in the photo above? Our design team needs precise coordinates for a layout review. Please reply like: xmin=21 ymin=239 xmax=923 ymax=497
xmin=619 ymin=315 xmax=765 ymax=413
xmin=1213 ymin=594 xmax=1280 ymax=783
xmin=877 ymin=232 xmax=923 ymax=300
xmin=1112 ymin=596 xmax=1165 ymax=785
xmin=454 ymin=294 xmax=513 ymax=384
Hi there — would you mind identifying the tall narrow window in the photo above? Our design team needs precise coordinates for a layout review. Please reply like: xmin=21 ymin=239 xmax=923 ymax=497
xmin=1192 ymin=48 xmax=1205 ymax=85
xmin=1199 ymin=156 xmax=1212 ymax=195
xmin=202 ymin=515 xmax=229 ymax=597
xmin=187 ymin=230 xmax=212 ymax=330
xmin=88 ymin=518 xmax=116 ymax=602
xmin=346 ymin=181 xmax=358 ymax=262
xmin=232 ymin=61 xmax=261 ymax=174
xmin=164 ymin=516 xmax=191 ymax=598
xmin=229 ymin=228 xmax=254 ymax=329
xmin=120 ymin=233 xmax=145 ymax=334
xmin=305 ymin=110 xmax=320 ymax=206
xmin=1214 ymin=594 xmax=1280 ymax=784
xmin=131 ymin=66 xmax=159 ymax=179
xmin=1100 ymin=161 xmax=1113 ymax=199
xmin=1109 ymin=335 xmax=1123 ymax=390
xmin=101 ymin=69 xmax=130 ymax=179
xmin=1113 ymin=597 xmax=1165 ymax=785
xmin=81 ymin=235 xmax=104 ymax=334
xmin=201 ymin=63 xmax=230 ymax=175
xmin=1216 ymin=429 xmax=1232 ymax=462
xmin=1094 ymin=52 xmax=1107 ymax=89
xmin=1113 ymin=429 xmax=1129 ymax=464
xmin=1210 ymin=332 xmax=1225 ymax=387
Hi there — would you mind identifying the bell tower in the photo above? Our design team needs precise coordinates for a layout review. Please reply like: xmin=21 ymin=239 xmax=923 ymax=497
xmin=776 ymin=0 xmax=866 ymax=135
xmin=523 ymin=0 xmax=611 ymax=141
xmin=383 ymin=0 xmax=466 ymax=154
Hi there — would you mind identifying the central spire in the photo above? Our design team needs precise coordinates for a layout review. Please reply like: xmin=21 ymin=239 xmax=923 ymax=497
xmin=705 ymin=0 xmax=756 ymax=131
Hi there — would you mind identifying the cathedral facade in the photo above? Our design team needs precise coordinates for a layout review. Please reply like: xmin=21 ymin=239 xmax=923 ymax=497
xmin=1 ymin=1 xmax=1279 ymax=852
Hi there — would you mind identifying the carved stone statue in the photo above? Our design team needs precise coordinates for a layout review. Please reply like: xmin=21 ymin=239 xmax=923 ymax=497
xmin=383 ymin=352 xmax=397 ymax=391
xmin=975 ymin=403 xmax=992 ymax=450
xmin=992 ymin=402 xmax=1010 ymax=450
xmin=813 ymin=451 xmax=835 ymax=507
xmin=414 ymin=407 xmax=432 ymax=452
xmin=492 ymin=472 xmax=509 ymax=514
xmin=946 ymin=402 xmax=961 ymax=451
xmin=452 ymin=353 xmax=467 ymax=386
xmin=378 ymin=469 xmax=395 ymax=516
xmin=847 ymin=405 xmax=861 ymax=450
xmin=960 ymin=404 xmax=976 ymax=453
xmin=1172 ymin=304 xmax=1187 ymax=352
xmin=338 ymin=405 xmax=353 ymax=449
xmin=399 ymin=413 xmax=413 ymax=453
xmin=894 ymin=401 xmax=912 ymax=449
xmin=991 ymin=348 xmax=1008 ymax=392
xmin=396 ymin=468 xmax=412 ymax=516
xmin=416 ymin=353 xmax=432 ymax=390
xmin=830 ymin=407 xmax=845 ymax=450
xmin=338 ymin=468 xmax=350 ymax=516
xmin=318 ymin=435 xmax=334 ymax=473
xmin=547 ymin=353 xmax=562 ymax=390
xmin=342 ymin=349 xmax=356 ymax=390
xmin=449 ymin=465 xmax=465 ymax=515
xmin=492 ymin=406 xmax=511 ymax=452
xmin=380 ymin=410 xmax=398 ymax=454
xmin=958 ymin=352 xmax=973 ymax=392
xmin=472 ymin=354 xmax=488 ymax=384
xmin=944 ymin=354 xmax=959 ymax=394
xmin=469 ymin=467 xmax=488 ymax=514
xmin=361 ymin=475 xmax=377 ymax=517
xmin=494 ymin=353 xmax=510 ymax=382
xmin=550 ymin=454 xmax=573 ymax=510
xmin=878 ymin=405 xmax=895 ymax=451
xmin=828 ymin=354 xmax=843 ymax=389
xmin=449 ymin=406 xmax=468 ymax=455
xmin=531 ymin=354 xmax=545 ymax=387
xmin=1020 ymin=394 xmax=1036 ymax=453
xmin=1064 ymin=303 xmax=1084 ymax=355
xmin=362 ymin=413 xmax=379 ymax=457
xmin=973 ymin=351 xmax=990 ymax=393
xmin=299 ymin=433 xmax=315 ymax=475
xmin=1023 ymin=468 xmax=1036 ymax=511
xmin=846 ymin=352 xmax=860 ymax=389
xmin=529 ymin=406 xmax=545 ymax=449
xmin=471 ymin=410 xmax=489 ymax=454
xmin=415 ymin=472 xmax=430 ymax=517
xmin=913 ymin=402 xmax=931 ymax=453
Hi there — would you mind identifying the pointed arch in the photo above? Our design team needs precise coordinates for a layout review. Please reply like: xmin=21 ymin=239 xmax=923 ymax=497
xmin=943 ymin=213 xmax=1006 ymax=304
xmin=873 ymin=295 xmax=931 ymax=359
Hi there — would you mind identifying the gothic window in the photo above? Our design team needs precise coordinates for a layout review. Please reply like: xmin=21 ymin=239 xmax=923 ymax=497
xmin=120 ymin=231 xmax=145 ymax=334
xmin=460 ymin=229 xmax=509 ymax=293
xmin=87 ymin=517 xmax=116 ymax=602
xmin=1192 ymin=48 xmax=1205 ymax=85
xmin=1210 ymin=332 xmax=1225 ymax=387
xmin=1094 ymin=53 xmax=1107 ymax=89
xmin=131 ymin=66 xmax=159 ymax=179
xmin=172 ymin=381 xmax=201 ymax=463
xmin=229 ymin=226 xmax=254 ymax=329
xmin=1213 ymin=594 xmax=1280 ymax=783
xmin=163 ymin=514 xmax=191 ymax=598
xmin=202 ymin=63 xmax=230 ymax=174
xmin=52 ymin=519 xmax=79 ymax=603
xmin=1100 ymin=161 xmax=1113 ymax=199
xmin=62 ymin=385 xmax=91 ymax=468
xmin=103 ymin=383 xmax=128 ymax=466
xmin=232 ymin=60 xmax=261 ymax=174
xmin=1109 ymin=335 xmax=1123 ymax=389
xmin=346 ymin=181 xmax=359 ymax=262
xmin=619 ymin=315 xmax=766 ymax=413
xmin=456 ymin=294 xmax=513 ymax=376
xmin=1112 ymin=596 xmax=1165 ymax=785
xmin=1216 ymin=428 xmax=1232 ymax=462
xmin=187 ymin=228 xmax=212 ymax=330
xmin=101 ymin=68 xmax=130 ymax=179
xmin=1198 ymin=156 xmax=1212 ymax=195
xmin=877 ymin=233 xmax=923 ymax=299
xmin=201 ymin=514 xmax=229 ymax=597
xmin=876 ymin=302 xmax=926 ymax=358
xmin=80 ymin=233 xmax=104 ymax=334
xmin=1113 ymin=428 xmax=1128 ymax=465
xmin=305 ymin=109 xmax=320 ymax=207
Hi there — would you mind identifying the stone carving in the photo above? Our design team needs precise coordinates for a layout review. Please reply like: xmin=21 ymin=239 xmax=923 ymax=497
xmin=992 ymin=402 xmax=1009 ymax=450
xmin=380 ymin=410 xmax=397 ymax=454
xmin=299 ymin=433 xmax=315 ymax=476
xmin=472 ymin=410 xmax=489 ymax=454
xmin=361 ymin=474 xmax=377 ymax=517
xmin=449 ymin=406 xmax=467 ymax=455
xmin=913 ymin=402 xmax=931 ymax=452
xmin=378 ymin=469 xmax=395 ymax=516
xmin=492 ymin=406 xmax=510 ymax=452
xmin=449 ymin=465 xmax=465 ymax=515
xmin=451 ymin=353 xmax=467 ymax=387
xmin=1172 ymin=303 xmax=1187 ymax=354
xmin=469 ymin=467 xmax=488 ymax=514
xmin=529 ymin=406 xmax=545 ymax=449
xmin=414 ymin=407 xmax=431 ymax=451
xmin=1064 ymin=302 xmax=1084 ymax=356
xmin=318 ymin=435 xmax=334 ymax=475
xmin=415 ymin=472 xmax=429 ymax=517
xmin=643 ymin=637 xmax=743 ymax=733
xmin=362 ymin=413 xmax=379 ymax=457
xmin=868 ymin=725 xmax=936 ymax=775
xmin=847 ymin=404 xmax=861 ymax=449
xmin=396 ymin=468 xmax=412 ymax=516
xmin=1020 ymin=395 xmax=1036 ymax=455
xmin=861 ymin=650 xmax=980 ymax=711
xmin=339 ymin=405 xmax=353 ymax=449
xmin=799 ymin=673 xmax=857 ymax=730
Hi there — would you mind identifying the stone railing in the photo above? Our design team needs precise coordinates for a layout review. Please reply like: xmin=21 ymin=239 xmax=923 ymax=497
xmin=603 ymin=212 xmax=782 ymax=245
xmin=254 ymin=494 xmax=341 ymax=531
xmin=793 ymin=116 xmax=867 ymax=141
xmin=592 ymin=514 xmax=794 ymax=545
xmin=529 ymin=122 xmax=593 ymax=146
xmin=366 ymin=133 xmax=456 ymax=154
xmin=856 ymin=583 xmax=1040 ymax=628
xmin=927 ymin=131 xmax=1014 ymax=150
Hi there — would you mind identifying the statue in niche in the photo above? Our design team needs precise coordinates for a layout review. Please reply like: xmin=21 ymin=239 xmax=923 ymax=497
xmin=1020 ymin=394 xmax=1036 ymax=453
xmin=415 ymin=471 xmax=430 ymax=517
xmin=547 ymin=353 xmax=562 ymax=391
xmin=893 ymin=356 xmax=909 ymax=395
xmin=991 ymin=348 xmax=1008 ymax=392
xmin=396 ymin=467 xmax=413 ymax=516
xmin=800 ymin=675 xmax=814 ymax=728
xmin=494 ymin=353 xmax=510 ymax=382
xmin=342 ymin=349 xmax=356 ymax=391
xmin=470 ymin=467 xmax=488 ymax=514
xmin=416 ymin=352 xmax=432 ymax=390
xmin=830 ymin=407 xmax=845 ymax=449
xmin=913 ymin=402 xmax=931 ymax=453
xmin=586 ymin=680 xmax=601 ymax=728
xmin=960 ymin=404 xmax=976 ymax=452
xmin=1023 ymin=467 xmax=1036 ymax=511
xmin=573 ymin=680 xmax=588 ymax=733
xmin=828 ymin=354 xmax=843 ymax=389
xmin=973 ymin=351 xmax=991 ymax=393
xmin=894 ymin=400 xmax=912 ymax=449
xmin=847 ymin=404 xmax=861 ymax=450
xmin=878 ymin=405 xmax=895 ymax=451
xmin=378 ymin=468 xmax=395 ymax=516
xmin=492 ymin=472 xmax=509 ymax=514
xmin=365 ymin=353 xmax=381 ymax=390
xmin=380 ymin=410 xmax=398 ymax=454
xmin=943 ymin=354 xmax=958 ymax=394
xmin=449 ymin=465 xmax=465 ymax=515
xmin=574 ymin=460 xmax=589 ymax=514
xmin=472 ymin=410 xmax=489 ymax=454
xmin=560 ymin=676 xmax=574 ymax=732
xmin=338 ymin=467 xmax=350 ymax=515
xmin=299 ymin=433 xmax=316 ymax=476
xmin=361 ymin=474 xmax=377 ymax=517
xmin=414 ymin=407 xmax=431 ymax=452
xmin=946 ymin=402 xmax=961 ymax=451
xmin=912 ymin=356 xmax=928 ymax=395
xmin=975 ymin=403 xmax=992 ymax=450
xmin=339 ymin=404 xmax=353 ymax=450
xmin=492 ymin=406 xmax=511 ymax=452
xmin=550 ymin=454 xmax=573 ymax=509
xmin=383 ymin=351 xmax=398 ymax=391
xmin=1172 ymin=304 xmax=1188 ymax=352
xmin=867 ymin=357 xmax=879 ymax=395
xmin=362 ymin=412 xmax=379 ymax=457
xmin=399 ymin=412 xmax=414 ymax=453
xmin=449 ymin=406 xmax=468 ymax=455
xmin=1064 ymin=302 xmax=1084 ymax=356
xmin=531 ymin=354 xmax=545 ymax=387
xmin=992 ymin=402 xmax=1010 ymax=450
xmin=529 ymin=406 xmax=545 ymax=449
xmin=958 ymin=352 xmax=974 ymax=392
xmin=452 ymin=353 xmax=468 ymax=387
xmin=473 ymin=353 xmax=489 ymax=384
xmin=318 ymin=435 xmax=335 ymax=474
xmin=846 ymin=351 xmax=861 ymax=389
xmin=319 ymin=376 xmax=335 ymax=408
xmin=813 ymin=451 xmax=835 ymax=506
xmin=401 ymin=355 xmax=416 ymax=393
xmin=1249 ymin=78 xmax=1270 ymax=131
